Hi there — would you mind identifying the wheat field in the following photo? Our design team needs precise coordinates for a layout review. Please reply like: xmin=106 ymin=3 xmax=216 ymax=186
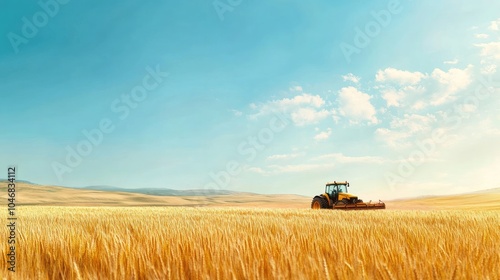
xmin=1 ymin=207 xmax=499 ymax=279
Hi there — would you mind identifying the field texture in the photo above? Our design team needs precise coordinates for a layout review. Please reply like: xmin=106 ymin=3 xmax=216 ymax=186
xmin=1 ymin=207 xmax=499 ymax=279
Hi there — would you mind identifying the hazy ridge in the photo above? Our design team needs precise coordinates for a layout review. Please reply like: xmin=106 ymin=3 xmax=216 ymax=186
xmin=1 ymin=181 xmax=499 ymax=210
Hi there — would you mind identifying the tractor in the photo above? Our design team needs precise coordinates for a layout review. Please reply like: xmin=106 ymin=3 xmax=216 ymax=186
xmin=311 ymin=181 xmax=385 ymax=210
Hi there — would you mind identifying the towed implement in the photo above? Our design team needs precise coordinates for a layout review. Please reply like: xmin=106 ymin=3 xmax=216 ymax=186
xmin=311 ymin=181 xmax=385 ymax=210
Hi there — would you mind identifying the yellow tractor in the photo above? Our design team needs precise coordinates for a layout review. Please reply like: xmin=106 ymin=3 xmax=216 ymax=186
xmin=311 ymin=181 xmax=385 ymax=210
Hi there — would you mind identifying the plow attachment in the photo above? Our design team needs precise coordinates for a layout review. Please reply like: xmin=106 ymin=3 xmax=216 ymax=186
xmin=333 ymin=200 xmax=386 ymax=210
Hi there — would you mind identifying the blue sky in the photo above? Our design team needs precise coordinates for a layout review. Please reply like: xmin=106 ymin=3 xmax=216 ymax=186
xmin=1 ymin=0 xmax=499 ymax=199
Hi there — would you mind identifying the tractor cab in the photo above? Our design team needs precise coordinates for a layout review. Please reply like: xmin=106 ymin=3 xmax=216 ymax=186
xmin=325 ymin=181 xmax=358 ymax=204
xmin=325 ymin=184 xmax=339 ymax=201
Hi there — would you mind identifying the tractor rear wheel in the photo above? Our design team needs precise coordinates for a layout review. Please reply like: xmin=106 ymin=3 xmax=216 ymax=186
xmin=311 ymin=196 xmax=329 ymax=209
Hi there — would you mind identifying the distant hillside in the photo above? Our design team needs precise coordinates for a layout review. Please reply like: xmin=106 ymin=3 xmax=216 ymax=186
xmin=79 ymin=185 xmax=238 ymax=196
xmin=472 ymin=187 xmax=500 ymax=194
xmin=0 ymin=181 xmax=310 ymax=208
xmin=0 ymin=180 xmax=241 ymax=196
xmin=0 ymin=179 xmax=36 ymax=185
xmin=388 ymin=188 xmax=500 ymax=210
xmin=1 ymin=181 xmax=498 ymax=210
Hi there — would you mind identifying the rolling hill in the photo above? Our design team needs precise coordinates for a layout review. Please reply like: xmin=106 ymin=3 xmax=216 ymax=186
xmin=1 ymin=181 xmax=499 ymax=210
xmin=0 ymin=181 xmax=309 ymax=208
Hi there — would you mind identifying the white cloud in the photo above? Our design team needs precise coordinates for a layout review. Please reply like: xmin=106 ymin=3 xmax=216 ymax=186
xmin=313 ymin=153 xmax=387 ymax=164
xmin=479 ymin=61 xmax=497 ymax=75
xmin=338 ymin=86 xmax=378 ymax=124
xmin=267 ymin=153 xmax=301 ymax=161
xmin=378 ymin=84 xmax=426 ymax=109
xmin=248 ymin=93 xmax=328 ymax=126
xmin=375 ymin=68 xmax=426 ymax=85
xmin=475 ymin=42 xmax=500 ymax=60
xmin=291 ymin=108 xmax=330 ymax=126
xmin=331 ymin=109 xmax=340 ymax=123
xmin=275 ymin=94 xmax=325 ymax=108
xmin=375 ymin=128 xmax=412 ymax=149
xmin=245 ymin=167 xmax=266 ymax=174
xmin=475 ymin=33 xmax=489 ymax=39
xmin=444 ymin=59 xmax=459 ymax=65
xmin=290 ymin=85 xmax=303 ymax=92
xmin=381 ymin=89 xmax=403 ymax=107
xmin=489 ymin=18 xmax=500 ymax=30
xmin=430 ymin=65 xmax=473 ymax=105
xmin=390 ymin=113 xmax=436 ymax=134
xmin=230 ymin=109 xmax=243 ymax=117
xmin=314 ymin=128 xmax=332 ymax=141
xmin=375 ymin=114 xmax=437 ymax=148
xmin=342 ymin=73 xmax=360 ymax=83
xmin=247 ymin=163 xmax=334 ymax=174
xmin=269 ymin=163 xmax=335 ymax=173
xmin=476 ymin=42 xmax=500 ymax=74
xmin=412 ymin=100 xmax=426 ymax=110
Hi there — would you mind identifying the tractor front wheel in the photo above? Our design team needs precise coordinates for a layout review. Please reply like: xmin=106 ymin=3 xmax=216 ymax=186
xmin=311 ymin=196 xmax=329 ymax=209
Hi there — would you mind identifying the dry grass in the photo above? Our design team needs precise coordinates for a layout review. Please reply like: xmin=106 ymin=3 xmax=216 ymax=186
xmin=1 ymin=207 xmax=499 ymax=279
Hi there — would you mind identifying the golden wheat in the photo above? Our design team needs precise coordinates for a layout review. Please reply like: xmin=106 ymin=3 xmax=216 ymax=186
xmin=1 ymin=207 xmax=499 ymax=279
